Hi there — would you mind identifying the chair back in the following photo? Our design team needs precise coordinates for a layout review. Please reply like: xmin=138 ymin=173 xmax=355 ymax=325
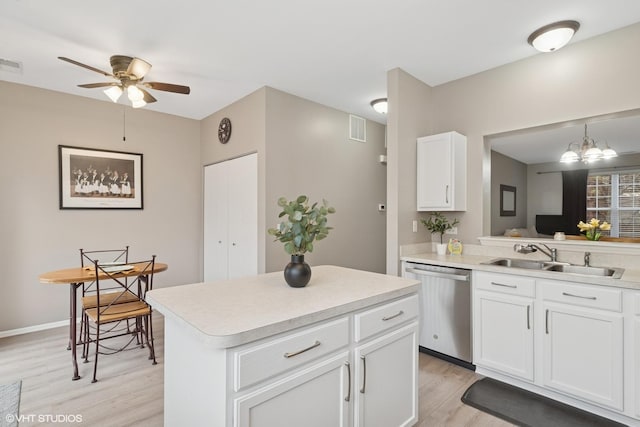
xmin=92 ymin=255 xmax=156 ymax=316
xmin=80 ymin=247 xmax=129 ymax=296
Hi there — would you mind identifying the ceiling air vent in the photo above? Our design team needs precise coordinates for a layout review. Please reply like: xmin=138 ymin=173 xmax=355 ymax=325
xmin=349 ymin=114 xmax=366 ymax=142
xmin=0 ymin=58 xmax=23 ymax=74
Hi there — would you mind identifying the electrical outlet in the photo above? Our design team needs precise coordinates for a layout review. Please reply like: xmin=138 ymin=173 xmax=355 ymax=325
xmin=412 ymin=220 xmax=418 ymax=233
xmin=446 ymin=226 xmax=458 ymax=235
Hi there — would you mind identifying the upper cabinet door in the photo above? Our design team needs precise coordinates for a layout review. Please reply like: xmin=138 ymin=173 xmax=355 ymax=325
xmin=417 ymin=132 xmax=467 ymax=211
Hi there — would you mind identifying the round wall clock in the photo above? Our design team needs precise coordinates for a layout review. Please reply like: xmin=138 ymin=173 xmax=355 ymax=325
xmin=218 ymin=117 xmax=232 ymax=144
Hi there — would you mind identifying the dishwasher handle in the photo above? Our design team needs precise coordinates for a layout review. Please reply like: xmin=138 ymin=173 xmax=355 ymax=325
xmin=405 ymin=267 xmax=469 ymax=282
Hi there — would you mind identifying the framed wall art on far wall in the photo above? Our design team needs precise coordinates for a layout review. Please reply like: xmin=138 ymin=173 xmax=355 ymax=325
xmin=500 ymin=184 xmax=516 ymax=216
xmin=58 ymin=145 xmax=143 ymax=209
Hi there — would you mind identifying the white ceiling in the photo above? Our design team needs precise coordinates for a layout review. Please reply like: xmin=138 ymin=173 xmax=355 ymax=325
xmin=2 ymin=1 xmax=640 ymax=124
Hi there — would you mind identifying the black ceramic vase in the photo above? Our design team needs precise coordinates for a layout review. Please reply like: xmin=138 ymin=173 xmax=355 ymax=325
xmin=284 ymin=255 xmax=312 ymax=288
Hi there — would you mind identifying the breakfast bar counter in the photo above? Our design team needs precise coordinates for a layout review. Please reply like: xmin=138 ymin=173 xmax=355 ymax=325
xmin=147 ymin=265 xmax=421 ymax=427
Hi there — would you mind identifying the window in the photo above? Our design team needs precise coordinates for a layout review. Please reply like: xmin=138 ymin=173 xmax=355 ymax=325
xmin=587 ymin=171 xmax=640 ymax=237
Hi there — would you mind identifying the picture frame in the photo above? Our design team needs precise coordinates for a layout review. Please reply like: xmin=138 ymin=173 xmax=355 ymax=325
xmin=500 ymin=184 xmax=516 ymax=216
xmin=58 ymin=145 xmax=143 ymax=209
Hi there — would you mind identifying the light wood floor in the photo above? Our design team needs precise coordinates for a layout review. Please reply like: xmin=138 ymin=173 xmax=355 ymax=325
xmin=0 ymin=316 xmax=512 ymax=427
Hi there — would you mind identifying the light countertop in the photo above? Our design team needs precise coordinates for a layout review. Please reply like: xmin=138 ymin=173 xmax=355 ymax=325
xmin=147 ymin=265 xmax=420 ymax=349
xmin=401 ymin=252 xmax=640 ymax=290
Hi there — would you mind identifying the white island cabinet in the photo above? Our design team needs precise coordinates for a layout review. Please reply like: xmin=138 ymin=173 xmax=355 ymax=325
xmin=147 ymin=266 xmax=420 ymax=427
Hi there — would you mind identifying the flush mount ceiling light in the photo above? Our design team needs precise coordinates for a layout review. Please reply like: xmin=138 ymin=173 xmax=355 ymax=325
xmin=370 ymin=98 xmax=388 ymax=114
xmin=560 ymin=124 xmax=617 ymax=164
xmin=527 ymin=20 xmax=580 ymax=52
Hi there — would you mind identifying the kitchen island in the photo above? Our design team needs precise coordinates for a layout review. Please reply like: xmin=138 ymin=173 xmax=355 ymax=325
xmin=147 ymin=265 xmax=420 ymax=427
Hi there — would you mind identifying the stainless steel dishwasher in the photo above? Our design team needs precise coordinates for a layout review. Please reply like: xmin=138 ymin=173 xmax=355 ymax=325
xmin=403 ymin=261 xmax=473 ymax=368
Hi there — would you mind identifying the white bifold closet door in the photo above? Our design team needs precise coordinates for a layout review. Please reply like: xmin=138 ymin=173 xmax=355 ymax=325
xmin=204 ymin=153 xmax=258 ymax=281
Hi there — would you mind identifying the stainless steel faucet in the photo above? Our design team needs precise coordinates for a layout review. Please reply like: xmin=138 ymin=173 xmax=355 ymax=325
xmin=584 ymin=252 xmax=591 ymax=267
xmin=514 ymin=243 xmax=558 ymax=262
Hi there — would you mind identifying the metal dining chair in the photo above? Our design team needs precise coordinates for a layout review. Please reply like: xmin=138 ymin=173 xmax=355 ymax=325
xmin=81 ymin=255 xmax=157 ymax=382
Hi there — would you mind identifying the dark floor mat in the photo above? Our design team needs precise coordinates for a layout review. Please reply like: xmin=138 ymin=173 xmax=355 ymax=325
xmin=461 ymin=377 xmax=627 ymax=427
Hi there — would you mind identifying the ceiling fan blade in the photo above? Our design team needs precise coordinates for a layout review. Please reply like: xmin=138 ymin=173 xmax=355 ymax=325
xmin=58 ymin=56 xmax=114 ymax=77
xmin=127 ymin=57 xmax=152 ymax=79
xmin=78 ymin=82 xmax=119 ymax=89
xmin=139 ymin=87 xmax=157 ymax=103
xmin=144 ymin=82 xmax=190 ymax=95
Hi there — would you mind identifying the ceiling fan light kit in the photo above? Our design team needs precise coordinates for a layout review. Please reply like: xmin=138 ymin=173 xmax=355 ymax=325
xmin=528 ymin=20 xmax=580 ymax=52
xmin=58 ymin=55 xmax=190 ymax=109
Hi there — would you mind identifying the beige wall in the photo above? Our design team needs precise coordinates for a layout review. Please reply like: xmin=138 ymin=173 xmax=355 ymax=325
xmin=490 ymin=151 xmax=527 ymax=235
xmin=390 ymin=22 xmax=640 ymax=252
xmin=0 ymin=81 xmax=201 ymax=331
xmin=200 ymin=88 xmax=267 ymax=275
xmin=386 ymin=68 xmax=435 ymax=275
xmin=200 ymin=87 xmax=387 ymax=275
xmin=265 ymin=88 xmax=387 ymax=273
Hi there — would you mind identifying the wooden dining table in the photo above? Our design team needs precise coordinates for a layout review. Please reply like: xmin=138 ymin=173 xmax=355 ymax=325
xmin=39 ymin=262 xmax=168 ymax=380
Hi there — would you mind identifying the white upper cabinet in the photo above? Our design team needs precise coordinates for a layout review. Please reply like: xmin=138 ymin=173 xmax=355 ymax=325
xmin=417 ymin=131 xmax=467 ymax=211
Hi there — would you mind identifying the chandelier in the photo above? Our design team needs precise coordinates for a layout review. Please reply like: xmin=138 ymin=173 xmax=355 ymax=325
xmin=559 ymin=124 xmax=617 ymax=164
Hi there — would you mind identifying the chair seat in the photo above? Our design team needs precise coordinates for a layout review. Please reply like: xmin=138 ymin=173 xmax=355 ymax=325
xmin=82 ymin=290 xmax=139 ymax=309
xmin=85 ymin=301 xmax=151 ymax=324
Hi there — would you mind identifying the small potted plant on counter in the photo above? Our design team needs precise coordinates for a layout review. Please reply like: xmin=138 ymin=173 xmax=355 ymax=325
xmin=268 ymin=195 xmax=336 ymax=287
xmin=421 ymin=212 xmax=459 ymax=255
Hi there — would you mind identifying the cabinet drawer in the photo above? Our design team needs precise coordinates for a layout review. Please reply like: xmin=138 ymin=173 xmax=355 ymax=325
xmin=355 ymin=294 xmax=419 ymax=342
xmin=233 ymin=316 xmax=349 ymax=392
xmin=474 ymin=271 xmax=535 ymax=298
xmin=540 ymin=280 xmax=622 ymax=312
xmin=635 ymin=292 xmax=640 ymax=315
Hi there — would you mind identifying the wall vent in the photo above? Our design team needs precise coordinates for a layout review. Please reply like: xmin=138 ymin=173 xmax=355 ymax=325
xmin=0 ymin=58 xmax=23 ymax=74
xmin=349 ymin=114 xmax=366 ymax=142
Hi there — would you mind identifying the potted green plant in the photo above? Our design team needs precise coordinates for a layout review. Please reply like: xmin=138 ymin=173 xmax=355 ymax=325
xmin=420 ymin=212 xmax=459 ymax=255
xmin=268 ymin=195 xmax=335 ymax=287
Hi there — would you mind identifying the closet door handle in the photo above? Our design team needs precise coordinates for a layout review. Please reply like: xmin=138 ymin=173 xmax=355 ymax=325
xmin=344 ymin=361 xmax=351 ymax=402
xmin=360 ymin=356 xmax=367 ymax=393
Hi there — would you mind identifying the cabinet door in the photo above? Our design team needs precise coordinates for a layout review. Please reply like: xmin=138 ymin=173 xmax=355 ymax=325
xmin=417 ymin=135 xmax=452 ymax=210
xmin=543 ymin=303 xmax=623 ymax=410
xmin=473 ymin=291 xmax=534 ymax=381
xmin=227 ymin=153 xmax=258 ymax=279
xmin=234 ymin=352 xmax=350 ymax=427
xmin=354 ymin=322 xmax=418 ymax=427
xmin=203 ymin=160 xmax=229 ymax=281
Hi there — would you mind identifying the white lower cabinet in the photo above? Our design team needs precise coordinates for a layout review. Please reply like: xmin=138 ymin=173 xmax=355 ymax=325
xmin=354 ymin=322 xmax=419 ymax=427
xmin=542 ymin=302 xmax=623 ymax=410
xmin=473 ymin=272 xmax=534 ymax=382
xmin=233 ymin=294 xmax=419 ymax=427
xmin=234 ymin=352 xmax=350 ymax=427
xmin=473 ymin=271 xmax=636 ymax=424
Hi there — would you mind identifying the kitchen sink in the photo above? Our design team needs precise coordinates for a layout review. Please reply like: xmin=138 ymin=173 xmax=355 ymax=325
xmin=483 ymin=258 xmax=549 ymax=270
xmin=482 ymin=258 xmax=624 ymax=279
xmin=544 ymin=264 xmax=625 ymax=279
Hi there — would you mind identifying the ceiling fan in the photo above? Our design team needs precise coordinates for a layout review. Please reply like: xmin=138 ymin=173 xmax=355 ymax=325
xmin=58 ymin=55 xmax=190 ymax=108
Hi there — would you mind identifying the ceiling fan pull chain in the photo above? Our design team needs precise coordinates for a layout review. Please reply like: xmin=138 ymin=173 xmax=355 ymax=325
xmin=123 ymin=105 xmax=126 ymax=142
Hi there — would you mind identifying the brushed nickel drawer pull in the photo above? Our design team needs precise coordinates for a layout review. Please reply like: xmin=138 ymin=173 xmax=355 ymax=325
xmin=344 ymin=361 xmax=351 ymax=402
xmin=360 ymin=356 xmax=367 ymax=393
xmin=491 ymin=281 xmax=517 ymax=289
xmin=382 ymin=310 xmax=404 ymax=321
xmin=527 ymin=305 xmax=531 ymax=330
xmin=562 ymin=292 xmax=597 ymax=300
xmin=283 ymin=340 xmax=321 ymax=358
xmin=545 ymin=309 xmax=549 ymax=334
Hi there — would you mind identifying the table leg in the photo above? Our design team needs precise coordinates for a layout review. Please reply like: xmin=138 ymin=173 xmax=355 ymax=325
xmin=70 ymin=283 xmax=81 ymax=381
